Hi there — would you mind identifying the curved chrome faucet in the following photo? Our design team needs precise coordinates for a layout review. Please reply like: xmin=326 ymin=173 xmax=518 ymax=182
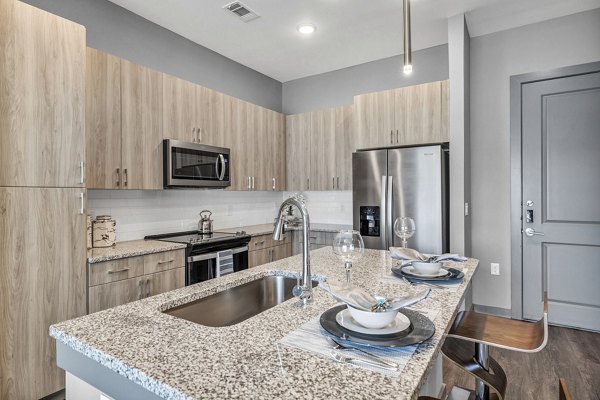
xmin=273 ymin=196 xmax=312 ymax=306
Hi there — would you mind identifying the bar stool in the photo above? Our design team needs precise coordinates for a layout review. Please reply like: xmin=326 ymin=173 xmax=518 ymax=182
xmin=441 ymin=293 xmax=549 ymax=400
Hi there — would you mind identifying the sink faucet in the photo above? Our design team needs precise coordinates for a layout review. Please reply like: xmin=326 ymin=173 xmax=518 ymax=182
xmin=273 ymin=196 xmax=312 ymax=306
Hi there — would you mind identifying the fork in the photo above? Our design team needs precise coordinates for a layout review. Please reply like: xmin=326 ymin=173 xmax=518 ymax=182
xmin=330 ymin=350 xmax=399 ymax=371
xmin=402 ymin=276 xmax=449 ymax=290
xmin=326 ymin=336 xmax=399 ymax=369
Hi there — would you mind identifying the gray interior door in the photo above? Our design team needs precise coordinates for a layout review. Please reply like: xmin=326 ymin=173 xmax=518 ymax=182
xmin=521 ymin=71 xmax=600 ymax=331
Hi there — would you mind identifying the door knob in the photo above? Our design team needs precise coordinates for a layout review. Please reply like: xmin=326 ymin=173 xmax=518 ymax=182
xmin=525 ymin=228 xmax=545 ymax=237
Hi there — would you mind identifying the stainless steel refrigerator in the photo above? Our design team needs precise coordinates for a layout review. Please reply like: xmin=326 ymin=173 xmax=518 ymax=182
xmin=352 ymin=145 xmax=449 ymax=253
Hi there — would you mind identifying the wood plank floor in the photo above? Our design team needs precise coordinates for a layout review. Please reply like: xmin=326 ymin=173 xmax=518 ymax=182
xmin=443 ymin=325 xmax=600 ymax=399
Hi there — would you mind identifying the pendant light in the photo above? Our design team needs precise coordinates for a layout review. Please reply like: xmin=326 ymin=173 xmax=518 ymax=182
xmin=403 ymin=0 xmax=412 ymax=74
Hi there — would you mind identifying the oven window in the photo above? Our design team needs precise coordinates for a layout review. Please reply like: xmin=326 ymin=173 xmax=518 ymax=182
xmin=171 ymin=147 xmax=229 ymax=181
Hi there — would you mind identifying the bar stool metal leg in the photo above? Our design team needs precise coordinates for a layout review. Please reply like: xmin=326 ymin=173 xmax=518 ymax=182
xmin=475 ymin=343 xmax=490 ymax=400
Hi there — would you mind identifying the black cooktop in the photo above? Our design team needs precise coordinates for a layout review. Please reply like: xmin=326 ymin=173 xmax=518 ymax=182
xmin=145 ymin=230 xmax=250 ymax=246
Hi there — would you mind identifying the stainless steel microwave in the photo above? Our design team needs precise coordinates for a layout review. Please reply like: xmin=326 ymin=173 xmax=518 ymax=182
xmin=163 ymin=139 xmax=230 ymax=188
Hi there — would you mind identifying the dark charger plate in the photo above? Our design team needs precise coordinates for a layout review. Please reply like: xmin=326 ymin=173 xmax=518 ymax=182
xmin=391 ymin=265 xmax=465 ymax=282
xmin=319 ymin=305 xmax=435 ymax=347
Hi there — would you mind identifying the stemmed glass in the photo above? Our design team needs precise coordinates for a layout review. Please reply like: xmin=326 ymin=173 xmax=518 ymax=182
xmin=394 ymin=217 xmax=416 ymax=248
xmin=332 ymin=230 xmax=365 ymax=283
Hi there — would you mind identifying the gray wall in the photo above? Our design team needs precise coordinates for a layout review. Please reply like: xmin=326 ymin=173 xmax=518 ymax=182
xmin=282 ymin=45 xmax=449 ymax=114
xmin=470 ymin=8 xmax=600 ymax=310
xmin=22 ymin=0 xmax=282 ymax=112
xmin=447 ymin=14 xmax=471 ymax=257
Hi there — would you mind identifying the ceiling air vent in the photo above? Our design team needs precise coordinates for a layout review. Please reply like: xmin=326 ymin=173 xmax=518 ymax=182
xmin=223 ymin=1 xmax=260 ymax=23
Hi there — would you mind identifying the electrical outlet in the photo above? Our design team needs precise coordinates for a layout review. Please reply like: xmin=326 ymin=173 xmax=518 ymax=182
xmin=491 ymin=263 xmax=500 ymax=276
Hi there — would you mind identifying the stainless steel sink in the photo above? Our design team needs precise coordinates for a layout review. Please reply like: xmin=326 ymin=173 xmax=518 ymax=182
xmin=164 ymin=276 xmax=319 ymax=327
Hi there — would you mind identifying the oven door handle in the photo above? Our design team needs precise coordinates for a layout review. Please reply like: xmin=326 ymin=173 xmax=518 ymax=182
xmin=187 ymin=246 xmax=248 ymax=263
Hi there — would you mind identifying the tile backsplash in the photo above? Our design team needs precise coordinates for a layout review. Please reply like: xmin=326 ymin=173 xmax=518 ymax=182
xmin=88 ymin=190 xmax=353 ymax=241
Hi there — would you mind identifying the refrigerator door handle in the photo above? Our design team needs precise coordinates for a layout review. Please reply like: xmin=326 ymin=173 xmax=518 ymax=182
xmin=387 ymin=175 xmax=393 ymax=248
xmin=381 ymin=175 xmax=387 ymax=250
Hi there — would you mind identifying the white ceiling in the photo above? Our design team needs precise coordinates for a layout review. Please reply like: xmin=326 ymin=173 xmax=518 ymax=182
xmin=108 ymin=0 xmax=600 ymax=82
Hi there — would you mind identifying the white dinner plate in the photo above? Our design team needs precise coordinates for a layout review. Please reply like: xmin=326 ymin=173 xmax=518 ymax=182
xmin=400 ymin=265 xmax=450 ymax=278
xmin=335 ymin=309 xmax=411 ymax=336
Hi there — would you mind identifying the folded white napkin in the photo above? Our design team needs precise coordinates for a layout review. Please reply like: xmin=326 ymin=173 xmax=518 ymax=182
xmin=318 ymin=280 xmax=430 ymax=311
xmin=389 ymin=247 xmax=467 ymax=266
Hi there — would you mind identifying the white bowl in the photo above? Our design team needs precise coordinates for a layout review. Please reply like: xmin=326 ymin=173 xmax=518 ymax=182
xmin=348 ymin=306 xmax=398 ymax=329
xmin=411 ymin=261 xmax=442 ymax=275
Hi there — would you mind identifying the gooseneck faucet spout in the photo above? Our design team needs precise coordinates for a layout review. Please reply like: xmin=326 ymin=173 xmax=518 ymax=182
xmin=273 ymin=196 xmax=312 ymax=306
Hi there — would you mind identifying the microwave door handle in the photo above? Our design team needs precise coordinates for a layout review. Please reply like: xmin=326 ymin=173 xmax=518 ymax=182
xmin=218 ymin=154 xmax=226 ymax=181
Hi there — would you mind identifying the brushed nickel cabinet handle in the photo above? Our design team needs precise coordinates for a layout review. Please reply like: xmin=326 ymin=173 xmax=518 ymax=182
xmin=333 ymin=177 xmax=335 ymax=189
xmin=306 ymin=178 xmax=310 ymax=190
xmin=192 ymin=127 xmax=196 ymax=143
xmin=138 ymin=280 xmax=143 ymax=300
xmin=80 ymin=161 xmax=85 ymax=184
xmin=79 ymin=192 xmax=84 ymax=215
xmin=247 ymin=176 xmax=251 ymax=190
xmin=390 ymin=130 xmax=393 ymax=144
xmin=123 ymin=169 xmax=128 ymax=187
xmin=252 ymin=176 xmax=255 ymax=190
xmin=198 ymin=127 xmax=202 ymax=143
xmin=116 ymin=168 xmax=121 ymax=188
xmin=396 ymin=130 xmax=399 ymax=144
xmin=108 ymin=268 xmax=130 ymax=274
xmin=157 ymin=259 xmax=174 ymax=265
xmin=146 ymin=278 xmax=150 ymax=297
xmin=255 ymin=241 xmax=265 ymax=246
xmin=272 ymin=178 xmax=276 ymax=191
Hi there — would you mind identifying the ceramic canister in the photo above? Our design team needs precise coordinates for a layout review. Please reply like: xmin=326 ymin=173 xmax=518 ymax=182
xmin=87 ymin=215 xmax=92 ymax=249
xmin=92 ymin=215 xmax=117 ymax=248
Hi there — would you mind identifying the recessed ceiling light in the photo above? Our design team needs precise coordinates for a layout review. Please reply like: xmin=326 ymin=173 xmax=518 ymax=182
xmin=297 ymin=23 xmax=316 ymax=35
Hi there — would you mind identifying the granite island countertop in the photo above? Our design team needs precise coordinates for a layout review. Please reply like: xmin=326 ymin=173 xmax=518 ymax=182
xmin=52 ymin=248 xmax=478 ymax=400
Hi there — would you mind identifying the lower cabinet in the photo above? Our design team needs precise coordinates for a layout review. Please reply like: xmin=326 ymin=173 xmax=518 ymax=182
xmin=248 ymin=233 xmax=292 ymax=268
xmin=88 ymin=249 xmax=185 ymax=313
xmin=292 ymin=231 xmax=336 ymax=255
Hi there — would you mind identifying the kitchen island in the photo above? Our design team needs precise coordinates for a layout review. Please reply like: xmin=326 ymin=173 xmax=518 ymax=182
xmin=51 ymin=248 xmax=478 ymax=400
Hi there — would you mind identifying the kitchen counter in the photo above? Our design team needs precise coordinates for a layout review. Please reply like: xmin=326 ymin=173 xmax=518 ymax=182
xmin=221 ymin=222 xmax=353 ymax=237
xmin=53 ymin=247 xmax=478 ymax=400
xmin=87 ymin=240 xmax=187 ymax=264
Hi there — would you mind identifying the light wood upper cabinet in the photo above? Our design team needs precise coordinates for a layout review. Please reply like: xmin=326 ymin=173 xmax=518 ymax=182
xmin=86 ymin=48 xmax=122 ymax=189
xmin=354 ymin=89 xmax=395 ymax=149
xmin=0 ymin=187 xmax=87 ymax=399
xmin=163 ymin=74 xmax=198 ymax=143
xmin=0 ymin=1 xmax=86 ymax=188
xmin=121 ymin=59 xmax=163 ymax=190
xmin=404 ymin=81 xmax=443 ymax=145
xmin=336 ymin=105 xmax=355 ymax=190
xmin=354 ymin=80 xmax=449 ymax=149
xmin=268 ymin=110 xmax=286 ymax=191
xmin=310 ymin=109 xmax=336 ymax=190
xmin=286 ymin=113 xmax=311 ymax=191
xmin=251 ymin=104 xmax=269 ymax=191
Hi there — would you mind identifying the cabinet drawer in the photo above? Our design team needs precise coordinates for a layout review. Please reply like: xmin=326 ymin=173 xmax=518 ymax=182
xmin=88 ymin=276 xmax=144 ymax=313
xmin=88 ymin=256 xmax=144 ymax=286
xmin=250 ymin=234 xmax=271 ymax=251
xmin=144 ymin=249 xmax=185 ymax=275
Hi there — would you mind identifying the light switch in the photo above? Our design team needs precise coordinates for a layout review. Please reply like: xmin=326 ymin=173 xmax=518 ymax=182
xmin=491 ymin=263 xmax=500 ymax=276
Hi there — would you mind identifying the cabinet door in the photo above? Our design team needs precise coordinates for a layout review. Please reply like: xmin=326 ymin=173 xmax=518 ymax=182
xmin=267 ymin=109 xmax=286 ymax=191
xmin=248 ymin=248 xmax=269 ymax=268
xmin=147 ymin=267 xmax=185 ymax=297
xmin=286 ymin=113 xmax=311 ymax=191
xmin=163 ymin=74 xmax=197 ymax=143
xmin=272 ymin=243 xmax=292 ymax=261
xmin=440 ymin=80 xmax=449 ymax=142
xmin=207 ymin=89 xmax=232 ymax=148
xmin=121 ymin=60 xmax=163 ymax=189
xmin=310 ymin=109 xmax=336 ymax=191
xmin=353 ymin=90 xmax=394 ymax=150
xmin=86 ymin=48 xmax=122 ymax=189
xmin=89 ymin=276 xmax=143 ymax=314
xmin=0 ymin=187 xmax=87 ymax=399
xmin=229 ymin=98 xmax=251 ymax=190
xmin=404 ymin=81 xmax=442 ymax=145
xmin=252 ymin=104 xmax=269 ymax=191
xmin=336 ymin=106 xmax=355 ymax=190
xmin=0 ymin=2 xmax=85 ymax=188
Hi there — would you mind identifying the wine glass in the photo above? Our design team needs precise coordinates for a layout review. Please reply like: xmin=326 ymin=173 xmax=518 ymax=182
xmin=332 ymin=230 xmax=365 ymax=283
xmin=394 ymin=217 xmax=416 ymax=248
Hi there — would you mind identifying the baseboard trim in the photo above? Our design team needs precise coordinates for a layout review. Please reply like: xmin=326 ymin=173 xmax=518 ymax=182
xmin=473 ymin=304 xmax=512 ymax=318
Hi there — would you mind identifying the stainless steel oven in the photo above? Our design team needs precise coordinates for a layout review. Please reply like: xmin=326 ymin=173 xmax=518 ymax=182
xmin=163 ymin=139 xmax=230 ymax=188
xmin=187 ymin=245 xmax=249 ymax=285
